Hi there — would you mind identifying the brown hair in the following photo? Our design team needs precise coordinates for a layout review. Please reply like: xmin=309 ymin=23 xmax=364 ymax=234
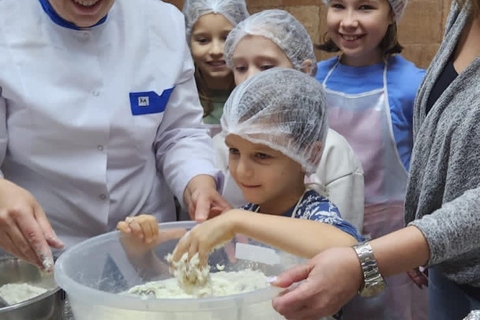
xmin=194 ymin=67 xmax=235 ymax=118
xmin=316 ymin=22 xmax=403 ymax=57
xmin=456 ymin=0 xmax=480 ymax=15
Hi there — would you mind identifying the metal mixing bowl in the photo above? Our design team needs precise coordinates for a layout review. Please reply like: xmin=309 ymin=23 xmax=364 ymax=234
xmin=0 ymin=256 xmax=65 ymax=320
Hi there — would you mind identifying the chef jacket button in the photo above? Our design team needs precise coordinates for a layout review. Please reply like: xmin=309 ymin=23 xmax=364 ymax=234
xmin=99 ymin=194 xmax=107 ymax=200
xmin=93 ymin=90 xmax=100 ymax=97
xmin=97 ymin=145 xmax=104 ymax=151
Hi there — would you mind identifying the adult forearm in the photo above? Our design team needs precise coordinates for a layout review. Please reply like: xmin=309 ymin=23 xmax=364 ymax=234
xmin=370 ymin=226 xmax=430 ymax=277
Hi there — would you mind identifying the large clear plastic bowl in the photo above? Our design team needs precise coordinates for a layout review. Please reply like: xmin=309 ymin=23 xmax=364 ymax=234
xmin=54 ymin=221 xmax=305 ymax=320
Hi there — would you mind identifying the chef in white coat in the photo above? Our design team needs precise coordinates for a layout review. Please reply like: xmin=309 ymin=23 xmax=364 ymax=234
xmin=0 ymin=0 xmax=228 ymax=271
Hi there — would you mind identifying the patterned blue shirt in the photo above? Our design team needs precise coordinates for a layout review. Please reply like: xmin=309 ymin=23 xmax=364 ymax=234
xmin=241 ymin=189 xmax=364 ymax=242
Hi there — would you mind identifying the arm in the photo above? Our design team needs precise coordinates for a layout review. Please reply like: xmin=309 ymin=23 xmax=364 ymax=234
xmin=173 ymin=209 xmax=358 ymax=265
xmin=230 ymin=210 xmax=358 ymax=258
xmin=153 ymin=29 xmax=226 ymax=221
xmin=271 ymin=226 xmax=429 ymax=319
xmin=0 ymin=97 xmax=63 ymax=270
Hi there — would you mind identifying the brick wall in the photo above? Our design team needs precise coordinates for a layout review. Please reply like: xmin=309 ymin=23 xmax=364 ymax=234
xmin=166 ymin=0 xmax=452 ymax=69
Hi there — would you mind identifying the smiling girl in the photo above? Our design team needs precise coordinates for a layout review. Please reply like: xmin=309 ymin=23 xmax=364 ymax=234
xmin=182 ymin=0 xmax=249 ymax=135
xmin=315 ymin=0 xmax=426 ymax=319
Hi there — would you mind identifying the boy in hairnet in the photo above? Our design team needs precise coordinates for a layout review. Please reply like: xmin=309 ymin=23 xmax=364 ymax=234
xmin=169 ymin=68 xmax=363 ymax=260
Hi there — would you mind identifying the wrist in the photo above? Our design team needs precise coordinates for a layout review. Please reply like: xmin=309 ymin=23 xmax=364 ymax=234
xmin=353 ymin=241 xmax=386 ymax=297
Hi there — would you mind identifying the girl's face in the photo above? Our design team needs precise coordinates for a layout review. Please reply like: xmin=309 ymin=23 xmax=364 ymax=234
xmin=226 ymin=134 xmax=305 ymax=215
xmin=49 ymin=0 xmax=115 ymax=28
xmin=231 ymin=35 xmax=294 ymax=85
xmin=327 ymin=0 xmax=394 ymax=66
xmin=190 ymin=13 xmax=234 ymax=83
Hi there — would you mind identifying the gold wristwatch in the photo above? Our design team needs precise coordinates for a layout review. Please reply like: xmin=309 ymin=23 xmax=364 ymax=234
xmin=353 ymin=241 xmax=386 ymax=297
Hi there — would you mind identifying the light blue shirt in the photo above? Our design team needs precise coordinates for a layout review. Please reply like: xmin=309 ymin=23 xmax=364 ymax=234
xmin=316 ymin=55 xmax=425 ymax=171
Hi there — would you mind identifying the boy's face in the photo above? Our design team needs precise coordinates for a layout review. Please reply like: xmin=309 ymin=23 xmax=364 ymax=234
xmin=49 ymin=0 xmax=115 ymax=28
xmin=190 ymin=13 xmax=234 ymax=81
xmin=226 ymin=134 xmax=305 ymax=215
xmin=231 ymin=35 xmax=293 ymax=85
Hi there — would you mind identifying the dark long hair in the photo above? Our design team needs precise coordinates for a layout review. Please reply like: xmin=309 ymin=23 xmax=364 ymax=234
xmin=194 ymin=66 xmax=235 ymax=118
xmin=316 ymin=23 xmax=403 ymax=57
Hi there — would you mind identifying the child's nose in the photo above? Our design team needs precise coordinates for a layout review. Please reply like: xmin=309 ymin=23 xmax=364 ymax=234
xmin=236 ymin=158 xmax=253 ymax=179
xmin=340 ymin=11 xmax=359 ymax=28
xmin=209 ymin=40 xmax=224 ymax=57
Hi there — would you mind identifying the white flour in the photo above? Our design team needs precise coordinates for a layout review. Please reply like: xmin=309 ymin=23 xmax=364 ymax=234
xmin=165 ymin=252 xmax=210 ymax=293
xmin=127 ymin=268 xmax=269 ymax=298
xmin=0 ymin=283 xmax=48 ymax=305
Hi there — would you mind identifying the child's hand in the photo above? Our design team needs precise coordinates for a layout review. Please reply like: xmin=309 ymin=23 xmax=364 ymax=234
xmin=171 ymin=211 xmax=238 ymax=266
xmin=117 ymin=214 xmax=158 ymax=244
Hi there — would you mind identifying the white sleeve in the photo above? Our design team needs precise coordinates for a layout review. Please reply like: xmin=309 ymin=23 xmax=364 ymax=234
xmin=313 ymin=129 xmax=364 ymax=233
xmin=154 ymin=45 xmax=223 ymax=204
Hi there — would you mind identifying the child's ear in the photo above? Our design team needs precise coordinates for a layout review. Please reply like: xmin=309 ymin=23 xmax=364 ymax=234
xmin=300 ymin=59 xmax=315 ymax=76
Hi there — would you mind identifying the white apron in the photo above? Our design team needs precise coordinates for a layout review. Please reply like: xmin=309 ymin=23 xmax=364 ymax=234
xmin=322 ymin=58 xmax=427 ymax=320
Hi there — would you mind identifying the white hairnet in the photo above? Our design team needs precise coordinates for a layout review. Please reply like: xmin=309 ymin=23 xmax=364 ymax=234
xmin=221 ymin=68 xmax=328 ymax=175
xmin=322 ymin=0 xmax=408 ymax=21
xmin=224 ymin=9 xmax=318 ymax=76
xmin=183 ymin=0 xmax=249 ymax=41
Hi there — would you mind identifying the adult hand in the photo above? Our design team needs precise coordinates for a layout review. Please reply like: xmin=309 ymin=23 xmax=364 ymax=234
xmin=183 ymin=174 xmax=231 ymax=222
xmin=407 ymin=267 xmax=428 ymax=289
xmin=171 ymin=210 xmax=237 ymax=265
xmin=271 ymin=247 xmax=363 ymax=320
xmin=0 ymin=179 xmax=64 ymax=271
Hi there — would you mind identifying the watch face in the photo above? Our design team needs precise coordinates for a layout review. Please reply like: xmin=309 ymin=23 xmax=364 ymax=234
xmin=362 ymin=281 xmax=386 ymax=298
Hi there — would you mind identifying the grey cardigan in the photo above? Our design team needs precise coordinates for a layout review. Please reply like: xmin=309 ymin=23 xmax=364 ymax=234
xmin=405 ymin=1 xmax=480 ymax=287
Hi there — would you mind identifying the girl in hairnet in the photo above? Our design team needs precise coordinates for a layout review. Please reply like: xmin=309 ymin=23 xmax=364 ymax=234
xmin=315 ymin=0 xmax=426 ymax=319
xmin=215 ymin=9 xmax=365 ymax=234
xmin=0 ymin=0 xmax=228 ymax=270
xmin=182 ymin=0 xmax=249 ymax=136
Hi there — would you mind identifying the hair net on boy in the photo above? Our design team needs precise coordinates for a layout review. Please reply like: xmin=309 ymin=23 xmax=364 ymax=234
xmin=224 ymin=9 xmax=318 ymax=76
xmin=221 ymin=68 xmax=328 ymax=175
xmin=322 ymin=0 xmax=408 ymax=21
xmin=183 ymin=0 xmax=249 ymax=41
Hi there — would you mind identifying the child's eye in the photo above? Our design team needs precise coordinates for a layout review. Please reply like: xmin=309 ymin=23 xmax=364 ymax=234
xmin=195 ymin=38 xmax=209 ymax=44
xmin=260 ymin=65 xmax=275 ymax=71
xmin=255 ymin=152 xmax=271 ymax=160
xmin=235 ymin=66 xmax=247 ymax=73
xmin=228 ymin=148 xmax=240 ymax=156
xmin=359 ymin=4 xmax=374 ymax=10
xmin=331 ymin=3 xmax=345 ymax=9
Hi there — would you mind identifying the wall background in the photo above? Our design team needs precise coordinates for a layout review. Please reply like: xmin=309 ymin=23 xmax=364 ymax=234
xmin=166 ymin=0 xmax=453 ymax=69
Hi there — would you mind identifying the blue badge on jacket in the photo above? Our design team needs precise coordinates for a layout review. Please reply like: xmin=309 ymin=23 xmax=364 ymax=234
xmin=129 ymin=87 xmax=175 ymax=115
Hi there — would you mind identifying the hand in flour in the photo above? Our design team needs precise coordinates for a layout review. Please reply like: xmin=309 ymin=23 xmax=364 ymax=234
xmin=172 ymin=210 xmax=238 ymax=265
xmin=0 ymin=179 xmax=64 ymax=272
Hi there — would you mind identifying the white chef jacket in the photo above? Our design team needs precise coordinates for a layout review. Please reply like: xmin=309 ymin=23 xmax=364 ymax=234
xmin=214 ymin=129 xmax=364 ymax=232
xmin=0 ymin=0 xmax=222 ymax=249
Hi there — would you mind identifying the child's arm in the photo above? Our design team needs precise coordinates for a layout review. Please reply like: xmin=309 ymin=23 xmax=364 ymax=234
xmin=172 ymin=209 xmax=358 ymax=265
